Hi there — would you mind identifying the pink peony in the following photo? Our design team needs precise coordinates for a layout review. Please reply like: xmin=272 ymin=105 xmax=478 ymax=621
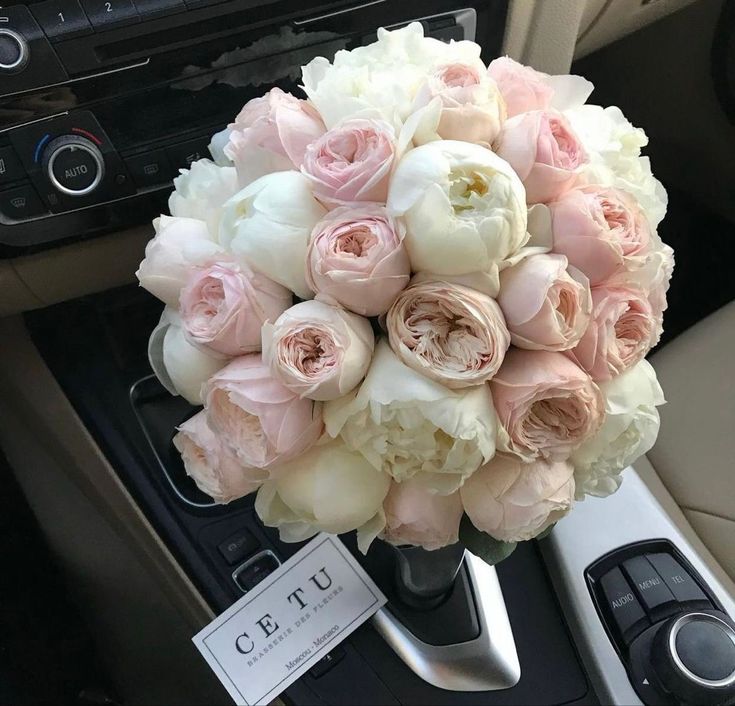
xmin=497 ymin=254 xmax=591 ymax=351
xmin=225 ymin=87 xmax=325 ymax=187
xmin=567 ymin=284 xmax=657 ymax=381
xmin=495 ymin=109 xmax=587 ymax=204
xmin=173 ymin=411 xmax=266 ymax=503
xmin=490 ymin=348 xmax=604 ymax=462
xmin=461 ymin=454 xmax=575 ymax=543
xmin=487 ymin=56 xmax=553 ymax=118
xmin=549 ymin=186 xmax=653 ymax=285
xmin=306 ymin=204 xmax=410 ymax=316
xmin=204 ymin=355 xmax=323 ymax=470
xmin=381 ymin=479 xmax=463 ymax=551
xmin=180 ymin=261 xmax=292 ymax=357
xmin=301 ymin=118 xmax=396 ymax=206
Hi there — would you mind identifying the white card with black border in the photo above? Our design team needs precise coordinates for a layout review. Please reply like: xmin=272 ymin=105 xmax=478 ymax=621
xmin=192 ymin=534 xmax=387 ymax=705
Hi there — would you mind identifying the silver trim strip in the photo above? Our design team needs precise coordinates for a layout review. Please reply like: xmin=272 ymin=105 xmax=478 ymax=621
xmin=372 ymin=551 xmax=520 ymax=692
xmin=0 ymin=28 xmax=28 ymax=71
xmin=669 ymin=612 xmax=735 ymax=688
xmin=540 ymin=468 xmax=735 ymax=705
xmin=293 ymin=0 xmax=387 ymax=25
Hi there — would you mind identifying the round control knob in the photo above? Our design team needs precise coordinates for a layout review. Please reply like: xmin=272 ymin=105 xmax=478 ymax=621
xmin=0 ymin=28 xmax=29 ymax=73
xmin=651 ymin=612 xmax=735 ymax=705
xmin=42 ymin=135 xmax=105 ymax=197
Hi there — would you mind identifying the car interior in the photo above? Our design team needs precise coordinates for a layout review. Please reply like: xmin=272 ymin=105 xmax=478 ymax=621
xmin=1 ymin=0 xmax=734 ymax=704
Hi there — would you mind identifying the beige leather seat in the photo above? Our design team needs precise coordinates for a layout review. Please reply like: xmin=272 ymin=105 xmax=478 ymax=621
xmin=642 ymin=300 xmax=735 ymax=581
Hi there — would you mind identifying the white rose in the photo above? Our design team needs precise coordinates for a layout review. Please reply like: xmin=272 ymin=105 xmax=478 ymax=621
xmin=148 ymin=308 xmax=227 ymax=405
xmin=387 ymin=140 xmax=528 ymax=278
xmin=168 ymin=159 xmax=239 ymax=237
xmin=219 ymin=171 xmax=326 ymax=299
xmin=136 ymin=215 xmax=224 ymax=308
xmin=564 ymin=105 xmax=667 ymax=228
xmin=255 ymin=440 xmax=391 ymax=552
xmin=324 ymin=341 xmax=500 ymax=495
xmin=262 ymin=299 xmax=374 ymax=401
xmin=571 ymin=359 xmax=665 ymax=499
xmin=302 ymin=22 xmax=488 ymax=130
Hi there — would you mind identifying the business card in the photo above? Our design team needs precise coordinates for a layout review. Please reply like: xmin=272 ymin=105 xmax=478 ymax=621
xmin=192 ymin=534 xmax=387 ymax=705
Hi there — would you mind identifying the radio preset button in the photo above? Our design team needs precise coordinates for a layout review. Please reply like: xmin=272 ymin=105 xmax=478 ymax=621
xmin=132 ymin=0 xmax=185 ymax=18
xmin=80 ymin=0 xmax=139 ymax=30
xmin=43 ymin=135 xmax=105 ymax=197
xmin=31 ymin=0 xmax=93 ymax=41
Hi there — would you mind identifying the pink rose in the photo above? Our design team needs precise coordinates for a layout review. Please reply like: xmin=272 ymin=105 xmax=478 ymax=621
xmin=381 ymin=480 xmax=463 ymax=551
xmin=497 ymin=254 xmax=591 ymax=351
xmin=301 ymin=118 xmax=396 ymax=206
xmin=386 ymin=279 xmax=511 ymax=388
xmin=487 ymin=56 xmax=553 ymax=118
xmin=204 ymin=355 xmax=323 ymax=470
xmin=262 ymin=299 xmax=374 ymax=401
xmin=567 ymin=285 xmax=657 ymax=381
xmin=460 ymin=454 xmax=575 ymax=543
xmin=225 ymin=88 xmax=325 ymax=187
xmin=490 ymin=348 xmax=604 ymax=462
xmin=413 ymin=62 xmax=505 ymax=144
xmin=306 ymin=204 xmax=410 ymax=316
xmin=180 ymin=261 xmax=292 ymax=357
xmin=173 ymin=411 xmax=265 ymax=504
xmin=549 ymin=186 xmax=653 ymax=285
xmin=495 ymin=110 xmax=587 ymax=204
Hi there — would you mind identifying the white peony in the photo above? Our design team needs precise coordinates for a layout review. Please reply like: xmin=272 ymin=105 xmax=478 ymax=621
xmin=208 ymin=128 xmax=235 ymax=167
xmin=255 ymin=440 xmax=391 ymax=552
xmin=387 ymin=140 xmax=528 ymax=277
xmin=571 ymin=359 xmax=665 ymax=499
xmin=324 ymin=341 xmax=501 ymax=495
xmin=148 ymin=308 xmax=227 ymax=405
xmin=168 ymin=159 xmax=239 ymax=237
xmin=302 ymin=22 xmax=488 ymax=130
xmin=564 ymin=105 xmax=667 ymax=228
xmin=219 ymin=171 xmax=326 ymax=299
xmin=136 ymin=215 xmax=224 ymax=308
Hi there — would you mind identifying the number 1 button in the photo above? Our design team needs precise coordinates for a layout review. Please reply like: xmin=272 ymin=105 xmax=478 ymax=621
xmin=31 ymin=0 xmax=94 ymax=41
xmin=80 ymin=0 xmax=140 ymax=30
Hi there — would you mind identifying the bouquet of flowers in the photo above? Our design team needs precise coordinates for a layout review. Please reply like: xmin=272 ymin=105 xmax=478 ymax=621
xmin=137 ymin=23 xmax=673 ymax=564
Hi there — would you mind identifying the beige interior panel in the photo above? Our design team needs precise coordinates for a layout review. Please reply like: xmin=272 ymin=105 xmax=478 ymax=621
xmin=683 ymin=509 xmax=735 ymax=581
xmin=0 ymin=315 xmax=229 ymax=705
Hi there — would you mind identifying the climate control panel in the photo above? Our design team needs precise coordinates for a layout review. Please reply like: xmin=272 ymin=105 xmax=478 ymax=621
xmin=588 ymin=540 xmax=735 ymax=706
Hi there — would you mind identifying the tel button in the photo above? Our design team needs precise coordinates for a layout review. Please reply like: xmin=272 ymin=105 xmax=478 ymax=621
xmin=647 ymin=553 xmax=709 ymax=605
xmin=600 ymin=567 xmax=649 ymax=643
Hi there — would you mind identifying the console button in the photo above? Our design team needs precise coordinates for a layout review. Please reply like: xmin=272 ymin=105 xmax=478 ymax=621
xmin=132 ymin=0 xmax=185 ymax=18
xmin=44 ymin=135 xmax=105 ymax=196
xmin=0 ymin=184 xmax=46 ymax=220
xmin=622 ymin=556 xmax=678 ymax=618
xmin=31 ymin=0 xmax=93 ymax=41
xmin=124 ymin=150 xmax=173 ymax=188
xmin=166 ymin=136 xmax=211 ymax=170
xmin=599 ymin=567 xmax=649 ymax=643
xmin=217 ymin=529 xmax=259 ymax=566
xmin=233 ymin=551 xmax=280 ymax=593
xmin=0 ymin=29 xmax=28 ymax=73
xmin=647 ymin=553 xmax=710 ymax=605
xmin=0 ymin=146 xmax=26 ymax=186
xmin=309 ymin=646 xmax=346 ymax=678
xmin=80 ymin=0 xmax=139 ymax=30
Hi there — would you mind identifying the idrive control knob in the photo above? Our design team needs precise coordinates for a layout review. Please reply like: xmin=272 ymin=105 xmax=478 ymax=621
xmin=42 ymin=134 xmax=105 ymax=197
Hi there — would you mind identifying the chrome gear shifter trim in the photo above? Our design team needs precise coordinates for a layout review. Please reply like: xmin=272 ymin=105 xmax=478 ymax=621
xmin=371 ymin=552 xmax=521 ymax=692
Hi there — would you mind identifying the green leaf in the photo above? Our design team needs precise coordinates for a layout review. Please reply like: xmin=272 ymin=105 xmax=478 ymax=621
xmin=458 ymin=515 xmax=517 ymax=566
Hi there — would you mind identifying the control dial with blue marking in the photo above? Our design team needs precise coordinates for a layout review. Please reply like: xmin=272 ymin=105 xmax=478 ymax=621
xmin=41 ymin=134 xmax=105 ymax=197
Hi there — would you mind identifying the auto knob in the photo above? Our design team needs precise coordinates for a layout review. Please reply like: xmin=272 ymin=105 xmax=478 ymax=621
xmin=42 ymin=135 xmax=105 ymax=197
xmin=0 ymin=28 xmax=29 ymax=74
xmin=650 ymin=612 xmax=735 ymax=705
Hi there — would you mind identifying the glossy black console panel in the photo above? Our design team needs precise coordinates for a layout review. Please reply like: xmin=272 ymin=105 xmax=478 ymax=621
xmin=25 ymin=285 xmax=597 ymax=706
xmin=0 ymin=0 xmax=507 ymax=255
